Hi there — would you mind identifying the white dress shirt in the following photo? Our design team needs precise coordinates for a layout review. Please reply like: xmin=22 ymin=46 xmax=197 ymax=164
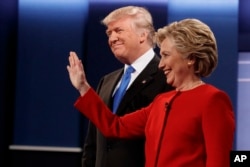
xmin=113 ymin=48 xmax=155 ymax=94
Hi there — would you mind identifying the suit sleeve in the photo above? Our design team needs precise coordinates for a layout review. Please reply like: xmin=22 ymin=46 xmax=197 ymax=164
xmin=81 ymin=77 xmax=105 ymax=167
xmin=82 ymin=121 xmax=96 ymax=167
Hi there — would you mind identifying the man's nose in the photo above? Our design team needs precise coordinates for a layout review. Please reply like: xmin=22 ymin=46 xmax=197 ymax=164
xmin=109 ymin=32 xmax=118 ymax=42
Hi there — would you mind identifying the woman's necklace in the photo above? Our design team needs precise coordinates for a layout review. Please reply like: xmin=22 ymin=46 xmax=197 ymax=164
xmin=191 ymin=80 xmax=204 ymax=89
xmin=176 ymin=80 xmax=205 ymax=91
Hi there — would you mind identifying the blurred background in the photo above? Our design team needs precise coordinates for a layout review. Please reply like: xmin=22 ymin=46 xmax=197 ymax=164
xmin=0 ymin=0 xmax=249 ymax=166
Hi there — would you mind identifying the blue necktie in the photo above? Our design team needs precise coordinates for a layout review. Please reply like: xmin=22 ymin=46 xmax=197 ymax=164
xmin=113 ymin=66 xmax=135 ymax=113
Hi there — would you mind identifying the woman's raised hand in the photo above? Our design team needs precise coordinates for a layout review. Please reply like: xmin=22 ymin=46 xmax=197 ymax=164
xmin=67 ymin=51 xmax=90 ymax=96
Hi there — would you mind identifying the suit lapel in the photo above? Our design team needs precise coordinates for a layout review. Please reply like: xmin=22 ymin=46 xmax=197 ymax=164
xmin=97 ymin=69 xmax=123 ymax=107
xmin=115 ymin=55 xmax=160 ymax=115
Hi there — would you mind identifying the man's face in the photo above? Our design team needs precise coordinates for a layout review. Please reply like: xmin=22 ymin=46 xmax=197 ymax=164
xmin=106 ymin=17 xmax=143 ymax=64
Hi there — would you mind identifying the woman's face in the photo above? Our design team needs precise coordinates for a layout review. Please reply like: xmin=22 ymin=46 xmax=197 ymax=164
xmin=158 ymin=38 xmax=192 ymax=88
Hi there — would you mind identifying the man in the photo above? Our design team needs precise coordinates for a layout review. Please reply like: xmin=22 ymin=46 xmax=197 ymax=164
xmin=81 ymin=6 xmax=173 ymax=167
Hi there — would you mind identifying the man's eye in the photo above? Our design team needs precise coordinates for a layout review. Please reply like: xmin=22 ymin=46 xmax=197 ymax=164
xmin=116 ymin=29 xmax=123 ymax=33
xmin=106 ymin=31 xmax=111 ymax=37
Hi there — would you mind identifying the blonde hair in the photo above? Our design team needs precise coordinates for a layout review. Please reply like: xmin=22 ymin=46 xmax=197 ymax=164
xmin=102 ymin=6 xmax=155 ymax=47
xmin=156 ymin=18 xmax=218 ymax=77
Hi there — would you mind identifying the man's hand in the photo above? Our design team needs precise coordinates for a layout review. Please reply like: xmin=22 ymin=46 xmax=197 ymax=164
xmin=67 ymin=51 xmax=90 ymax=96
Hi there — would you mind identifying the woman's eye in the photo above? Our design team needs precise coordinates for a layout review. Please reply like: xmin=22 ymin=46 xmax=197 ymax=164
xmin=162 ymin=53 xmax=169 ymax=58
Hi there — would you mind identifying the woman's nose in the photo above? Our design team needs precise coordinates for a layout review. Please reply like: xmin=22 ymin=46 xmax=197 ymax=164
xmin=158 ymin=58 xmax=164 ymax=69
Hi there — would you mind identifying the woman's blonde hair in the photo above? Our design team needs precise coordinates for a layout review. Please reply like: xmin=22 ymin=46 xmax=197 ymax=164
xmin=156 ymin=18 xmax=218 ymax=77
xmin=102 ymin=6 xmax=155 ymax=47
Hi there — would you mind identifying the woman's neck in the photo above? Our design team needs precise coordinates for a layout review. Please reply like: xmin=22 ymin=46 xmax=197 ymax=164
xmin=176 ymin=80 xmax=205 ymax=91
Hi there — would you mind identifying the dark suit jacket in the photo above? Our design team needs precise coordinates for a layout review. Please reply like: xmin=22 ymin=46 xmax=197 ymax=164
xmin=82 ymin=55 xmax=173 ymax=167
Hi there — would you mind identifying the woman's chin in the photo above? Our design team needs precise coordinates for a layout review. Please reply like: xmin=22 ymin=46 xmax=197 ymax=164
xmin=166 ymin=79 xmax=174 ymax=87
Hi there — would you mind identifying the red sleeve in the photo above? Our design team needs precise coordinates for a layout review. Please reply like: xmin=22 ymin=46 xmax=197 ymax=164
xmin=74 ymin=88 xmax=149 ymax=138
xmin=202 ymin=91 xmax=235 ymax=167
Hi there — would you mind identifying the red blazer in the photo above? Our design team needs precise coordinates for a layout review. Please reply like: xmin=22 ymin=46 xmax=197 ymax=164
xmin=74 ymin=84 xmax=235 ymax=167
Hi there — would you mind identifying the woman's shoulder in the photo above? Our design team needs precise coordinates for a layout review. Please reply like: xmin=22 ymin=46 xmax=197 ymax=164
xmin=200 ymin=84 xmax=227 ymax=94
xmin=196 ymin=84 xmax=231 ymax=101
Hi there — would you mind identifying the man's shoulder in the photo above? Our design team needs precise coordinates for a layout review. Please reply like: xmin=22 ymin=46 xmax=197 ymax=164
xmin=103 ymin=68 xmax=123 ymax=78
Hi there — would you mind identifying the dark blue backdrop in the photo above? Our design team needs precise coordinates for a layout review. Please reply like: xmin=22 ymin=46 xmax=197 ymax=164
xmin=12 ymin=0 xmax=89 ymax=147
xmin=0 ymin=0 xmax=18 ymax=165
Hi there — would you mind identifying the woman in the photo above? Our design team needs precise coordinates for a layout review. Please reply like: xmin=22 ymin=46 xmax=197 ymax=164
xmin=67 ymin=18 xmax=235 ymax=167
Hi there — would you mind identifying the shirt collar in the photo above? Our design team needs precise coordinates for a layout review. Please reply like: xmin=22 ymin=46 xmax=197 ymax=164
xmin=124 ymin=48 xmax=155 ymax=74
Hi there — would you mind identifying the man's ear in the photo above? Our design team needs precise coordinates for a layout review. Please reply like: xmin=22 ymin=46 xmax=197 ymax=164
xmin=139 ymin=31 xmax=148 ymax=43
